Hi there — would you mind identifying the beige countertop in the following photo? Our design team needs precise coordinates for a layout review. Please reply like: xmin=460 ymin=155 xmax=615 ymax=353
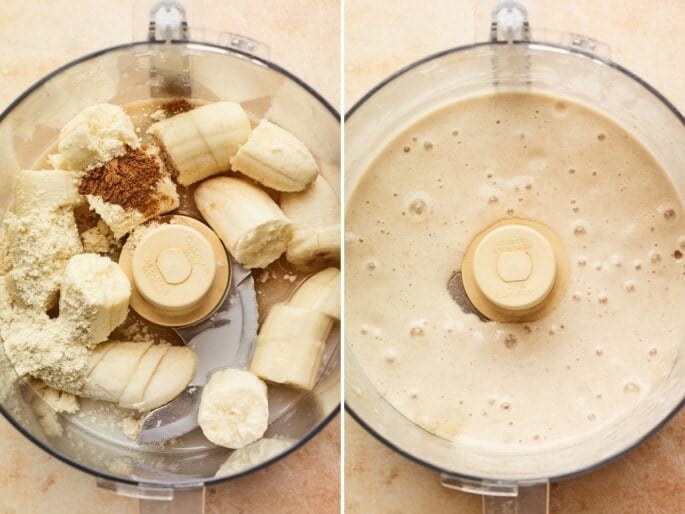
xmin=0 ymin=1 xmax=340 ymax=513
xmin=344 ymin=0 xmax=685 ymax=512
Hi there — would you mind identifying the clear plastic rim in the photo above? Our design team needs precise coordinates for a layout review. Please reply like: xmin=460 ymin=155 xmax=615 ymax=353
xmin=0 ymin=39 xmax=341 ymax=489
xmin=344 ymin=39 xmax=685 ymax=484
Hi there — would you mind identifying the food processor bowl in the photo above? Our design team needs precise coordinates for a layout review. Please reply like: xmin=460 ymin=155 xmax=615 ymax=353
xmin=345 ymin=3 xmax=685 ymax=512
xmin=0 ymin=31 xmax=340 ymax=514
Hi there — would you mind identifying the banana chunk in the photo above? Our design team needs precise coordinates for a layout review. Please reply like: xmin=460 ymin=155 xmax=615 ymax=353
xmin=198 ymin=369 xmax=269 ymax=449
xmin=289 ymin=267 xmax=340 ymax=320
xmin=149 ymin=101 xmax=251 ymax=186
xmin=58 ymin=103 xmax=139 ymax=171
xmin=250 ymin=304 xmax=333 ymax=390
xmin=13 ymin=169 xmax=81 ymax=216
xmin=83 ymin=341 xmax=153 ymax=403
xmin=280 ymin=175 xmax=340 ymax=267
xmin=81 ymin=341 xmax=196 ymax=411
xmin=231 ymin=119 xmax=318 ymax=192
xmin=141 ymin=346 xmax=197 ymax=411
xmin=59 ymin=254 xmax=131 ymax=346
xmin=194 ymin=177 xmax=292 ymax=269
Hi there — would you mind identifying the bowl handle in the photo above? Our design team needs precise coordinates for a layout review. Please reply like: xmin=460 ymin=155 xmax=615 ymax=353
xmin=482 ymin=483 xmax=549 ymax=514
xmin=441 ymin=474 xmax=549 ymax=514
xmin=96 ymin=478 xmax=206 ymax=514
xmin=139 ymin=488 xmax=206 ymax=514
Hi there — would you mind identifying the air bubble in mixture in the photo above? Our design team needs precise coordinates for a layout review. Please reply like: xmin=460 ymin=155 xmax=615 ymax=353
xmin=385 ymin=348 xmax=398 ymax=364
xmin=405 ymin=191 xmax=431 ymax=222
xmin=661 ymin=206 xmax=677 ymax=220
xmin=409 ymin=321 xmax=426 ymax=337
xmin=623 ymin=382 xmax=641 ymax=394
xmin=573 ymin=220 xmax=588 ymax=236
xmin=504 ymin=333 xmax=518 ymax=349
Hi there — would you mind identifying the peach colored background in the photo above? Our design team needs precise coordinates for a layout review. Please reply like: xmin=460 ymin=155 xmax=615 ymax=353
xmin=0 ymin=1 xmax=340 ymax=513
xmin=344 ymin=1 xmax=685 ymax=513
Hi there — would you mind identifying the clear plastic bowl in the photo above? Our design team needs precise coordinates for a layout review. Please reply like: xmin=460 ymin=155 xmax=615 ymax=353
xmin=345 ymin=40 xmax=685 ymax=485
xmin=0 ymin=40 xmax=340 ymax=500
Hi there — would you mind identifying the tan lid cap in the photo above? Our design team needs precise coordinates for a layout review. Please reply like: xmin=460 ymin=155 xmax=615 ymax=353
xmin=132 ymin=224 xmax=216 ymax=312
xmin=472 ymin=224 xmax=557 ymax=312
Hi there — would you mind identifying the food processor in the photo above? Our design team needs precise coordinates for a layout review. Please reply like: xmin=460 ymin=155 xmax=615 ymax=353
xmin=0 ymin=2 xmax=340 ymax=513
xmin=345 ymin=2 xmax=685 ymax=512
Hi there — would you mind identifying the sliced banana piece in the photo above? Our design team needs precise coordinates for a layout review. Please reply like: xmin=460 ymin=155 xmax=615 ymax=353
xmin=198 ymin=369 xmax=269 ymax=449
xmin=141 ymin=346 xmax=197 ymax=411
xmin=230 ymin=119 xmax=318 ymax=192
xmin=250 ymin=304 xmax=333 ymax=390
xmin=13 ymin=169 xmax=81 ymax=215
xmin=83 ymin=341 xmax=153 ymax=403
xmin=118 ymin=344 xmax=170 ymax=410
xmin=81 ymin=342 xmax=195 ymax=411
xmin=149 ymin=101 xmax=251 ymax=186
xmin=59 ymin=254 xmax=131 ymax=346
xmin=280 ymin=175 xmax=340 ymax=266
xmin=289 ymin=267 xmax=340 ymax=320
xmin=58 ymin=103 xmax=139 ymax=171
xmin=194 ymin=177 xmax=292 ymax=269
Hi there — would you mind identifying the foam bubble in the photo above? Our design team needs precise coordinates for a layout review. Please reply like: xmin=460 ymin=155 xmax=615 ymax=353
xmin=405 ymin=191 xmax=431 ymax=222
xmin=409 ymin=319 xmax=427 ymax=337
xmin=623 ymin=381 xmax=640 ymax=394
xmin=572 ymin=220 xmax=588 ymax=236
xmin=385 ymin=348 xmax=398 ymax=363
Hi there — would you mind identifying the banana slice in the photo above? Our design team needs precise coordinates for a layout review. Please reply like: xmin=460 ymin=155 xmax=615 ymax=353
xmin=13 ymin=169 xmax=81 ymax=216
xmin=249 ymin=304 xmax=333 ymax=390
xmin=59 ymin=254 xmax=131 ymax=346
xmin=198 ymin=369 xmax=269 ymax=449
xmin=58 ymin=103 xmax=139 ymax=171
xmin=194 ymin=177 xmax=292 ymax=269
xmin=280 ymin=175 xmax=340 ymax=267
xmin=140 ymin=346 xmax=197 ymax=411
xmin=289 ymin=267 xmax=340 ymax=320
xmin=119 ymin=344 xmax=170 ymax=410
xmin=230 ymin=119 xmax=319 ymax=192
xmin=83 ymin=341 xmax=153 ymax=403
xmin=149 ymin=101 xmax=251 ymax=186
xmin=81 ymin=342 xmax=195 ymax=411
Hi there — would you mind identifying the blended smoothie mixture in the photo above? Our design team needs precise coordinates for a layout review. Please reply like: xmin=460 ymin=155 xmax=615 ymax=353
xmin=345 ymin=91 xmax=685 ymax=450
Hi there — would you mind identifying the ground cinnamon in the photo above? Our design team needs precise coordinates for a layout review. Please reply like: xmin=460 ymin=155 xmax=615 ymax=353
xmin=78 ymin=146 xmax=163 ymax=216
xmin=162 ymin=99 xmax=194 ymax=117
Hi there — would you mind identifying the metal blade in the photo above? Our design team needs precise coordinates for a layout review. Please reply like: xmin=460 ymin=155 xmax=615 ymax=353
xmin=137 ymin=386 xmax=202 ymax=444
xmin=137 ymin=262 xmax=259 ymax=444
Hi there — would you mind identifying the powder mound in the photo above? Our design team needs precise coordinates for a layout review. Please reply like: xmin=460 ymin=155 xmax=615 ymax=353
xmin=79 ymin=146 xmax=163 ymax=217
xmin=162 ymin=99 xmax=195 ymax=117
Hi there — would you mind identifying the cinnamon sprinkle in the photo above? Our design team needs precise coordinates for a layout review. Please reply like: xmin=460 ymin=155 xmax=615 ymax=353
xmin=78 ymin=146 xmax=163 ymax=216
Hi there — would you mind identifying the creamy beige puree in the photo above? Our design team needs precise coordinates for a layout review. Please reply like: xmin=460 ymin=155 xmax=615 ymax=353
xmin=346 ymin=91 xmax=685 ymax=450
